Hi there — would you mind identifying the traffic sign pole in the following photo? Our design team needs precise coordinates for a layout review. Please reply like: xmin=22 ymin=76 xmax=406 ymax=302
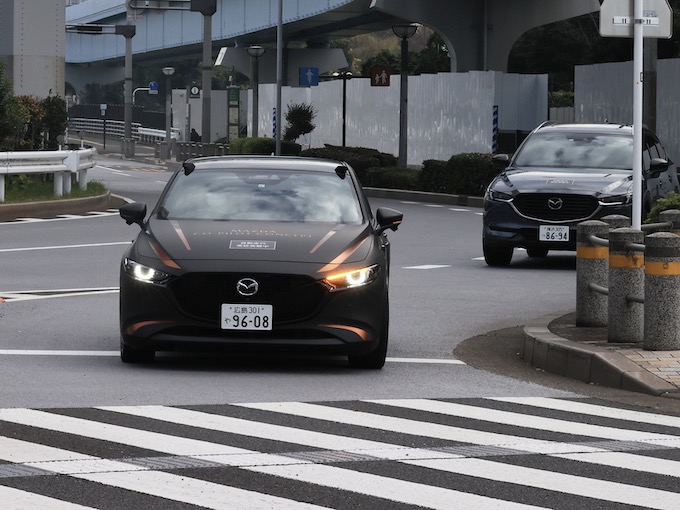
xmin=633 ymin=0 xmax=644 ymax=229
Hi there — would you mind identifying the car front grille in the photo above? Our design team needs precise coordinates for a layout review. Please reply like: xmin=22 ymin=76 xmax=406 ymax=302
xmin=170 ymin=273 xmax=326 ymax=323
xmin=513 ymin=193 xmax=599 ymax=222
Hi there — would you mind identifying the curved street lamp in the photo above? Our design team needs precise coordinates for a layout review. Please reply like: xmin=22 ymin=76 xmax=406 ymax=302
xmin=162 ymin=66 xmax=175 ymax=160
xmin=247 ymin=45 xmax=266 ymax=138
xmin=392 ymin=23 xmax=418 ymax=167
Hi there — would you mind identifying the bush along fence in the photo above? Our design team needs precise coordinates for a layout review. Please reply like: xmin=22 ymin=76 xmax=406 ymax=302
xmin=576 ymin=210 xmax=680 ymax=349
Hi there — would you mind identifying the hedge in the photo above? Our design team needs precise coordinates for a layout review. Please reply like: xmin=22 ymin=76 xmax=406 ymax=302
xmin=229 ymin=137 xmax=301 ymax=156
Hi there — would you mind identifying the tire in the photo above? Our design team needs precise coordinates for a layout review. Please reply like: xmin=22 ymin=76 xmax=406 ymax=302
xmin=348 ymin=308 xmax=388 ymax=370
xmin=526 ymin=247 xmax=549 ymax=258
xmin=120 ymin=337 xmax=155 ymax=363
xmin=483 ymin=240 xmax=513 ymax=267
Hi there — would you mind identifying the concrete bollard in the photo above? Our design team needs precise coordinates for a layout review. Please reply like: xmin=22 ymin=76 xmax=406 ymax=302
xmin=659 ymin=209 xmax=680 ymax=233
xmin=608 ymin=228 xmax=644 ymax=343
xmin=576 ymin=220 xmax=610 ymax=327
xmin=644 ymin=232 xmax=680 ymax=350
xmin=602 ymin=214 xmax=631 ymax=229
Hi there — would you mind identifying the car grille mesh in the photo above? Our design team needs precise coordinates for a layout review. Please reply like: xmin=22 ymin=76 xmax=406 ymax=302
xmin=170 ymin=273 xmax=326 ymax=323
xmin=513 ymin=194 xmax=599 ymax=221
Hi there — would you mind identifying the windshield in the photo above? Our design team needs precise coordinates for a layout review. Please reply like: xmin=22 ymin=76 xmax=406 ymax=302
xmin=513 ymin=132 xmax=633 ymax=170
xmin=157 ymin=168 xmax=364 ymax=223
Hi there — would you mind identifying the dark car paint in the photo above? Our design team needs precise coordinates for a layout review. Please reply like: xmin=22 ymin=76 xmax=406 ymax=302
xmin=482 ymin=123 xmax=680 ymax=265
xmin=119 ymin=156 xmax=402 ymax=367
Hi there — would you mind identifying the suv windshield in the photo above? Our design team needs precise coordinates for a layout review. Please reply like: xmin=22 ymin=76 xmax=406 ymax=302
xmin=157 ymin=168 xmax=363 ymax=223
xmin=513 ymin=132 xmax=633 ymax=170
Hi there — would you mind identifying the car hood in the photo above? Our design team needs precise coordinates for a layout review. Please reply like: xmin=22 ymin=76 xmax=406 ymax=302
xmin=501 ymin=168 xmax=632 ymax=194
xmin=137 ymin=218 xmax=373 ymax=266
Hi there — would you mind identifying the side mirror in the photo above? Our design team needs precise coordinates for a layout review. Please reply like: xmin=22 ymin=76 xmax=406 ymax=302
xmin=376 ymin=207 xmax=403 ymax=235
xmin=120 ymin=202 xmax=147 ymax=229
xmin=492 ymin=153 xmax=510 ymax=169
xmin=649 ymin=157 xmax=669 ymax=177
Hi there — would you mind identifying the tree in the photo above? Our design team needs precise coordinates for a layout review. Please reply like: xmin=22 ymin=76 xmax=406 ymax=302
xmin=283 ymin=102 xmax=316 ymax=142
xmin=41 ymin=94 xmax=68 ymax=149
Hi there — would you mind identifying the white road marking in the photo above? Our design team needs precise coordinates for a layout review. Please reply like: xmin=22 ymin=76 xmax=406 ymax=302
xmin=0 ymin=211 xmax=119 ymax=225
xmin=402 ymin=265 xmax=451 ymax=270
xmin=0 ymin=241 xmax=129 ymax=253
xmin=387 ymin=357 xmax=465 ymax=365
xmin=449 ymin=208 xmax=470 ymax=212
xmin=0 ymin=350 xmax=120 ymax=356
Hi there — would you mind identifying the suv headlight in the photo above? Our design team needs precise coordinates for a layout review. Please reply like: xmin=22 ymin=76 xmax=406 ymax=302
xmin=599 ymin=193 xmax=633 ymax=206
xmin=322 ymin=264 xmax=380 ymax=291
xmin=485 ymin=188 xmax=513 ymax=202
xmin=123 ymin=258 xmax=173 ymax=285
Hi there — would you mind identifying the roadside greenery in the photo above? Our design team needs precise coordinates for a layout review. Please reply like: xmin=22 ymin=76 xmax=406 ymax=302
xmin=4 ymin=176 xmax=107 ymax=204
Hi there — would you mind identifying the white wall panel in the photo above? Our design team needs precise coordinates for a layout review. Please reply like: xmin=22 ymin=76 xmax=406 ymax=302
xmin=251 ymin=71 xmax=547 ymax=166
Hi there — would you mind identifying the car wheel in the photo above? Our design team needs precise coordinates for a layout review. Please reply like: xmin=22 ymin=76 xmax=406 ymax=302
xmin=483 ymin=240 xmax=513 ymax=267
xmin=120 ymin=337 xmax=155 ymax=363
xmin=348 ymin=308 xmax=388 ymax=369
xmin=526 ymin=247 xmax=549 ymax=258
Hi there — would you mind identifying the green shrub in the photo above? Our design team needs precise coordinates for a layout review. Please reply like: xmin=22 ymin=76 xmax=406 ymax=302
xmin=300 ymin=145 xmax=397 ymax=182
xmin=229 ymin=137 xmax=301 ymax=156
xmin=646 ymin=192 xmax=680 ymax=223
xmin=360 ymin=166 xmax=422 ymax=189
xmin=420 ymin=159 xmax=449 ymax=193
xmin=446 ymin=153 xmax=497 ymax=196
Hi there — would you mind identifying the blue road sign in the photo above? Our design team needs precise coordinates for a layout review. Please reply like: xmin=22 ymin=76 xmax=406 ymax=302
xmin=299 ymin=67 xmax=319 ymax=87
xmin=149 ymin=81 xmax=159 ymax=95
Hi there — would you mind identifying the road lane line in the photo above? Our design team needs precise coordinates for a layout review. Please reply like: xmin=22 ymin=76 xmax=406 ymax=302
xmin=0 ymin=241 xmax=130 ymax=253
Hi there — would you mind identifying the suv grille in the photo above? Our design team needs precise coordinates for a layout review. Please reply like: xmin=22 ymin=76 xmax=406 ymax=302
xmin=170 ymin=273 xmax=326 ymax=323
xmin=513 ymin=193 xmax=598 ymax=221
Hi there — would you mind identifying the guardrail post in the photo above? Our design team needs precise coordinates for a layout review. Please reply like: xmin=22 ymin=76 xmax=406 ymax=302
xmin=0 ymin=175 xmax=5 ymax=202
xmin=576 ymin=220 xmax=610 ymax=327
xmin=608 ymin=228 xmax=644 ymax=343
xmin=53 ymin=172 xmax=63 ymax=197
xmin=644 ymin=232 xmax=680 ymax=350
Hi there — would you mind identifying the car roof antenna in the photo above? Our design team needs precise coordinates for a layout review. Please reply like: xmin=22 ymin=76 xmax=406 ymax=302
xmin=183 ymin=161 xmax=196 ymax=176
xmin=335 ymin=165 xmax=347 ymax=179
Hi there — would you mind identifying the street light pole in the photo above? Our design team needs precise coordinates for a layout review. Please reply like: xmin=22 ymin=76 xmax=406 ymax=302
xmin=333 ymin=71 xmax=352 ymax=147
xmin=247 ymin=45 xmax=266 ymax=138
xmin=162 ymin=66 xmax=175 ymax=160
xmin=392 ymin=23 xmax=417 ymax=167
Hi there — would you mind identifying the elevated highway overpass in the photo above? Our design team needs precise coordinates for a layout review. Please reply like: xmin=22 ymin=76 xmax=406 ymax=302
xmin=65 ymin=0 xmax=599 ymax=92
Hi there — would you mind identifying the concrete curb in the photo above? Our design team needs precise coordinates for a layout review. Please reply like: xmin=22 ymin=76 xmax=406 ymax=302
xmin=364 ymin=187 xmax=485 ymax=208
xmin=0 ymin=192 xmax=128 ymax=221
xmin=522 ymin=312 xmax=680 ymax=397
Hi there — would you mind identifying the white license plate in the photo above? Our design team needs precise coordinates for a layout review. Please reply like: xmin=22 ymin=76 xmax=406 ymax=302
xmin=221 ymin=304 xmax=273 ymax=330
xmin=539 ymin=225 xmax=569 ymax=242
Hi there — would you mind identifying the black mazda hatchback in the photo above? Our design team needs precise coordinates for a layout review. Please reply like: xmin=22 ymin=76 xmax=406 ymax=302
xmin=119 ymin=156 xmax=402 ymax=368
xmin=483 ymin=122 xmax=680 ymax=266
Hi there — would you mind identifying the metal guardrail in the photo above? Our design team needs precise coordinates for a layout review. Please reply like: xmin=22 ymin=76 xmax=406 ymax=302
xmin=68 ymin=118 xmax=181 ymax=144
xmin=0 ymin=147 xmax=96 ymax=202
xmin=576 ymin=210 xmax=680 ymax=350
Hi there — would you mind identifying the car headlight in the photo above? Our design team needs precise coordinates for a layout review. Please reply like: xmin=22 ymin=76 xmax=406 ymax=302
xmin=322 ymin=264 xmax=380 ymax=291
xmin=599 ymin=193 xmax=633 ymax=206
xmin=484 ymin=186 xmax=513 ymax=202
xmin=123 ymin=258 xmax=173 ymax=285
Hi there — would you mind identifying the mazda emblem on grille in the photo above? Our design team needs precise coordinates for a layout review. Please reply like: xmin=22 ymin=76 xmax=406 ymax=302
xmin=236 ymin=278 xmax=259 ymax=296
xmin=548 ymin=197 xmax=564 ymax=210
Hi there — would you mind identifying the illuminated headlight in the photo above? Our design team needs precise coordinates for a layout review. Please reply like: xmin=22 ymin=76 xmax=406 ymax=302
xmin=485 ymin=188 xmax=513 ymax=202
xmin=323 ymin=264 xmax=380 ymax=291
xmin=123 ymin=258 xmax=172 ymax=285
xmin=599 ymin=193 xmax=633 ymax=206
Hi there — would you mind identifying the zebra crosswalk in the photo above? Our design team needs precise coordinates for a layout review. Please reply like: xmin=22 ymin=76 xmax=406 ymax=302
xmin=1 ymin=397 xmax=680 ymax=509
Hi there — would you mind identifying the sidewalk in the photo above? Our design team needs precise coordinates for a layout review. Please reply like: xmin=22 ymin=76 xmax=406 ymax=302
xmin=524 ymin=312 xmax=680 ymax=398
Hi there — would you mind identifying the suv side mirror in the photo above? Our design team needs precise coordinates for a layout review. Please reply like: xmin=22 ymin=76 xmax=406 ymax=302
xmin=492 ymin=153 xmax=510 ymax=169
xmin=648 ymin=157 xmax=669 ymax=178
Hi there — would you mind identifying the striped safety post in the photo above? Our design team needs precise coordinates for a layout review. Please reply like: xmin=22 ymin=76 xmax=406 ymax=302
xmin=492 ymin=105 xmax=499 ymax=153
xmin=576 ymin=220 xmax=610 ymax=327
xmin=607 ymin=228 xmax=644 ymax=343
xmin=644 ymin=232 xmax=680 ymax=350
xmin=272 ymin=107 xmax=277 ymax=138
